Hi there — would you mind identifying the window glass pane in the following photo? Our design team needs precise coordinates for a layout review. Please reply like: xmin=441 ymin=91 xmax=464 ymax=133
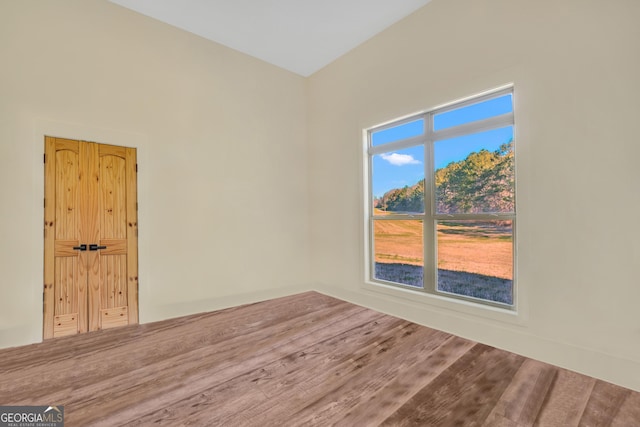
xmin=433 ymin=94 xmax=512 ymax=131
xmin=372 ymin=145 xmax=424 ymax=214
xmin=435 ymin=126 xmax=514 ymax=214
xmin=372 ymin=119 xmax=424 ymax=146
xmin=373 ymin=219 xmax=423 ymax=288
xmin=437 ymin=220 xmax=513 ymax=305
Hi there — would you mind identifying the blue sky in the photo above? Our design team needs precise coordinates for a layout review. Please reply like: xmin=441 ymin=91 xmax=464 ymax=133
xmin=372 ymin=94 xmax=513 ymax=198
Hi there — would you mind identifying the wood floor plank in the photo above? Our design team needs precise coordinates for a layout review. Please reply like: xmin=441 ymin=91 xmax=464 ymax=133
xmin=70 ymin=300 xmax=373 ymax=426
xmin=579 ymin=380 xmax=632 ymax=425
xmin=331 ymin=335 xmax=476 ymax=427
xmin=0 ymin=292 xmax=352 ymax=405
xmin=0 ymin=291 xmax=638 ymax=426
xmin=482 ymin=359 xmax=557 ymax=427
xmin=380 ymin=344 xmax=526 ymax=426
xmin=241 ymin=322 xmax=453 ymax=426
xmin=532 ymin=369 xmax=596 ymax=426
xmin=125 ymin=311 xmax=397 ymax=426
xmin=1 ymin=291 xmax=335 ymax=371
xmin=611 ymin=391 xmax=640 ymax=427
xmin=1 ymin=290 xmax=339 ymax=387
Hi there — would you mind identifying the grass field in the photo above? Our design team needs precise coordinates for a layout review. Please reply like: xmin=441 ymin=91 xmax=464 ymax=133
xmin=373 ymin=217 xmax=513 ymax=304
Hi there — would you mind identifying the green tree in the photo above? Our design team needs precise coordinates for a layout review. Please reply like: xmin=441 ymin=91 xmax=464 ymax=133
xmin=380 ymin=141 xmax=514 ymax=214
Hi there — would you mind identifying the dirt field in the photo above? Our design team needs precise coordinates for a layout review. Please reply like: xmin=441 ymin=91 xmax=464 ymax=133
xmin=437 ymin=221 xmax=512 ymax=280
xmin=374 ymin=219 xmax=512 ymax=280
xmin=373 ymin=220 xmax=424 ymax=266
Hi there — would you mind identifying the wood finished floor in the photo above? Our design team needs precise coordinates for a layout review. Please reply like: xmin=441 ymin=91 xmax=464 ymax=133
xmin=1 ymin=292 xmax=639 ymax=426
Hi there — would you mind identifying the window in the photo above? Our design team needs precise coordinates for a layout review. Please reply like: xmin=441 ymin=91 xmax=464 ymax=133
xmin=367 ymin=87 xmax=516 ymax=309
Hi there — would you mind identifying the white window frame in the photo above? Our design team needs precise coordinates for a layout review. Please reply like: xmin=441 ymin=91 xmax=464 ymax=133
xmin=365 ymin=86 xmax=516 ymax=311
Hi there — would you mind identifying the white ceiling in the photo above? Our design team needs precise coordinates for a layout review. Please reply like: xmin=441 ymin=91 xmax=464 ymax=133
xmin=109 ymin=0 xmax=432 ymax=76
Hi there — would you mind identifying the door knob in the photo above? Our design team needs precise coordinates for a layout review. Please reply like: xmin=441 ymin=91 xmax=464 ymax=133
xmin=73 ymin=244 xmax=87 ymax=251
xmin=89 ymin=244 xmax=107 ymax=251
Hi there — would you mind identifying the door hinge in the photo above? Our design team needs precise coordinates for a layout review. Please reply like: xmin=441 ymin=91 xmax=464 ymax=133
xmin=43 ymin=153 xmax=46 ymax=164
xmin=135 ymin=163 xmax=138 ymax=173
xmin=44 ymin=198 xmax=46 ymax=208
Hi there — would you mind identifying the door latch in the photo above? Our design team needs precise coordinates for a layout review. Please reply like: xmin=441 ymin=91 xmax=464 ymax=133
xmin=89 ymin=244 xmax=107 ymax=251
xmin=73 ymin=244 xmax=87 ymax=251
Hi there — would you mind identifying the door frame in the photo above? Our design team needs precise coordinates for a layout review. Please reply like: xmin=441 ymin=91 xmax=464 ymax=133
xmin=34 ymin=119 xmax=149 ymax=341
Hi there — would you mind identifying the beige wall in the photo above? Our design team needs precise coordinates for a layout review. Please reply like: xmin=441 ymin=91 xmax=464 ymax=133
xmin=2 ymin=0 xmax=639 ymax=393
xmin=0 ymin=0 xmax=311 ymax=347
xmin=308 ymin=0 xmax=640 ymax=391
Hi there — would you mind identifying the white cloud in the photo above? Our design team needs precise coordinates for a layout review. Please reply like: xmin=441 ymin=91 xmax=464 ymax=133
xmin=380 ymin=153 xmax=421 ymax=166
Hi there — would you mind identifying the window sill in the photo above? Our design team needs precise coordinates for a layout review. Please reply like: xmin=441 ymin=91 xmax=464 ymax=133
xmin=362 ymin=279 xmax=526 ymax=326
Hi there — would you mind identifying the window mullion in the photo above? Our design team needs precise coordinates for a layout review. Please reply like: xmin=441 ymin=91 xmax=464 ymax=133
xmin=423 ymin=112 xmax=436 ymax=293
xmin=434 ymin=213 xmax=515 ymax=221
xmin=372 ymin=214 xmax=425 ymax=220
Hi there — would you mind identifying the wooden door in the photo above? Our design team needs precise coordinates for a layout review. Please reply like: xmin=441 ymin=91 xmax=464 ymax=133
xmin=44 ymin=137 xmax=138 ymax=339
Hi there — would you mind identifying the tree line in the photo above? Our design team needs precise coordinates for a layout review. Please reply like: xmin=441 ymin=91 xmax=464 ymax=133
xmin=375 ymin=141 xmax=514 ymax=214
